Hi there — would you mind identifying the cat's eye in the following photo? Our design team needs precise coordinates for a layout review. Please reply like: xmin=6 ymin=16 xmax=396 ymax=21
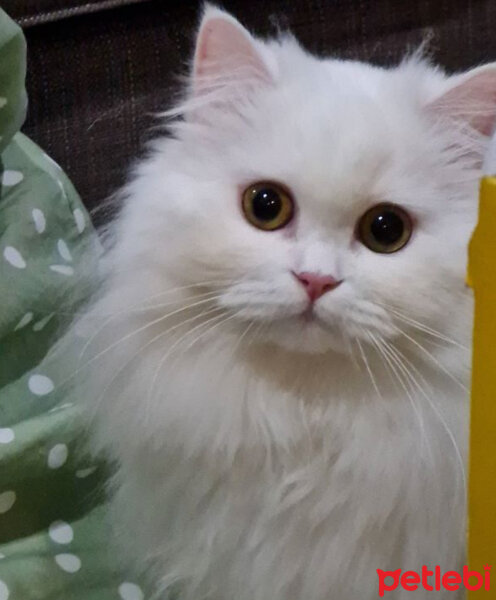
xmin=242 ymin=182 xmax=294 ymax=231
xmin=357 ymin=203 xmax=412 ymax=253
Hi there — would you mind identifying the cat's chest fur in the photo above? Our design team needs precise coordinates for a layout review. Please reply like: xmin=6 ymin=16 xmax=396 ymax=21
xmin=107 ymin=343 xmax=468 ymax=600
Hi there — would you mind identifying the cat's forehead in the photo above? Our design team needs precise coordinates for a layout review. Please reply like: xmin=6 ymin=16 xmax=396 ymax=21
xmin=230 ymin=66 xmax=422 ymax=209
xmin=181 ymin=52 xmax=448 ymax=222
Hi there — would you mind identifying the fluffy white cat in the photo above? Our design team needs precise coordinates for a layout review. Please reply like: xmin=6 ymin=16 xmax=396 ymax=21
xmin=76 ymin=5 xmax=496 ymax=599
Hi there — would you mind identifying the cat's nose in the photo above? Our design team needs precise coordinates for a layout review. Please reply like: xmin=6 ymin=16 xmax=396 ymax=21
xmin=293 ymin=271 xmax=342 ymax=302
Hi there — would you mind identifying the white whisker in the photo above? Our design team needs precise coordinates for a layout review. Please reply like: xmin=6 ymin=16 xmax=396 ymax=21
xmin=375 ymin=300 xmax=468 ymax=350
xmin=45 ymin=280 xmax=232 ymax=361
xmin=382 ymin=338 xmax=467 ymax=496
xmin=91 ymin=305 xmax=226 ymax=415
xmin=146 ymin=310 xmax=233 ymax=405
xmin=53 ymin=296 xmax=225 ymax=392
xmin=355 ymin=336 xmax=381 ymax=399
xmin=182 ymin=310 xmax=242 ymax=355
xmin=78 ymin=289 xmax=222 ymax=362
xmin=393 ymin=325 xmax=468 ymax=392
xmin=369 ymin=333 xmax=431 ymax=460
xmin=79 ymin=294 xmax=224 ymax=366
xmin=230 ymin=319 xmax=257 ymax=357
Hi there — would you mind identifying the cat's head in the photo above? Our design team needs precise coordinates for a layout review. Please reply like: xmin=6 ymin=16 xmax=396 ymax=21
xmin=113 ymin=6 xmax=496 ymax=356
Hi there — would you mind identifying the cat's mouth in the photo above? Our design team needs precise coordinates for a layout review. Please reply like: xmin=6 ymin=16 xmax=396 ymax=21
xmin=300 ymin=305 xmax=316 ymax=322
xmin=299 ymin=301 xmax=339 ymax=327
xmin=299 ymin=309 xmax=338 ymax=333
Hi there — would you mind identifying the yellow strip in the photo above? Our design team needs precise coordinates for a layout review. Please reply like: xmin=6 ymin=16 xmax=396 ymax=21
xmin=468 ymin=177 xmax=496 ymax=596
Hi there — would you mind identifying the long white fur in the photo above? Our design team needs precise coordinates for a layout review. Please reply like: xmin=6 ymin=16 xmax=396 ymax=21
xmin=73 ymin=5 xmax=496 ymax=599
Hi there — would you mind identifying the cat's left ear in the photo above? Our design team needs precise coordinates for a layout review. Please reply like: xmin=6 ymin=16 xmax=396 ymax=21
xmin=192 ymin=5 xmax=274 ymax=98
xmin=427 ymin=63 xmax=496 ymax=136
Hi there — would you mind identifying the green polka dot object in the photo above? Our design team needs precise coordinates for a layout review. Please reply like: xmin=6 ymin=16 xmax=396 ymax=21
xmin=0 ymin=6 xmax=150 ymax=600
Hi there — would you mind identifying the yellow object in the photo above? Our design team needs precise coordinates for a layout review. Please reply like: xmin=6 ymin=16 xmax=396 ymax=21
xmin=468 ymin=177 xmax=496 ymax=596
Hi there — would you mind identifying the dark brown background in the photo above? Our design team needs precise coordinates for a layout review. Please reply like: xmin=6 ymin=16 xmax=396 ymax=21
xmin=5 ymin=0 xmax=496 ymax=224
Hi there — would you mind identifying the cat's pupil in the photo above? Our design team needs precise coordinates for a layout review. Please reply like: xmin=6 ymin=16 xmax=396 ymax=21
xmin=370 ymin=211 xmax=404 ymax=245
xmin=252 ymin=188 xmax=282 ymax=221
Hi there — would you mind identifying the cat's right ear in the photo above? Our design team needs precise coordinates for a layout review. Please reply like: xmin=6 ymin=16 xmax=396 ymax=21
xmin=426 ymin=63 xmax=496 ymax=137
xmin=191 ymin=5 xmax=274 ymax=99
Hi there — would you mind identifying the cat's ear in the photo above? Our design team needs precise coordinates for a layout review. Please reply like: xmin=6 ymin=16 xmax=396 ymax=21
xmin=192 ymin=5 xmax=273 ymax=98
xmin=427 ymin=63 xmax=496 ymax=136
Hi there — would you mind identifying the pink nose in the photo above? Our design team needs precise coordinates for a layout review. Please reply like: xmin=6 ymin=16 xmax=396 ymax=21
xmin=294 ymin=271 xmax=341 ymax=302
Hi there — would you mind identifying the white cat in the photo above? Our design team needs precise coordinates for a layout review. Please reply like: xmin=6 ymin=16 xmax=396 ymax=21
xmin=76 ymin=5 xmax=496 ymax=599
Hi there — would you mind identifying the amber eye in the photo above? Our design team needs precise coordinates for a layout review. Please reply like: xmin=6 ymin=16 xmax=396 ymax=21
xmin=357 ymin=203 xmax=413 ymax=253
xmin=242 ymin=182 xmax=294 ymax=231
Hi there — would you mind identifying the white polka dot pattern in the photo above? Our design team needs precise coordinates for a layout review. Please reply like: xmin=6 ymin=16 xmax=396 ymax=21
xmin=14 ymin=312 xmax=33 ymax=330
xmin=49 ymin=264 xmax=74 ymax=276
xmin=33 ymin=313 xmax=54 ymax=332
xmin=3 ymin=246 xmax=26 ymax=269
xmin=118 ymin=582 xmax=144 ymax=600
xmin=73 ymin=208 xmax=85 ymax=233
xmin=49 ymin=520 xmax=74 ymax=544
xmin=75 ymin=466 xmax=97 ymax=479
xmin=48 ymin=444 xmax=68 ymax=469
xmin=55 ymin=553 xmax=81 ymax=573
xmin=57 ymin=239 xmax=72 ymax=262
xmin=28 ymin=374 xmax=54 ymax=396
xmin=32 ymin=208 xmax=46 ymax=233
xmin=0 ymin=428 xmax=14 ymax=444
xmin=0 ymin=491 xmax=16 ymax=514
xmin=2 ymin=170 xmax=23 ymax=186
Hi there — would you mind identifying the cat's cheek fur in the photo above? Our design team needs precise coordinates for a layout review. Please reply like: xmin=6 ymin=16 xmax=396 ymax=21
xmin=72 ymin=5 xmax=495 ymax=600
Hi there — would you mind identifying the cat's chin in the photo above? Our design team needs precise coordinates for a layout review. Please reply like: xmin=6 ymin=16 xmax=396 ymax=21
xmin=260 ymin=316 xmax=351 ymax=355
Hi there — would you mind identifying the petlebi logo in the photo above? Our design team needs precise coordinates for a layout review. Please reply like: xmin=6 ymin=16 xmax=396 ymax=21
xmin=377 ymin=565 xmax=491 ymax=596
